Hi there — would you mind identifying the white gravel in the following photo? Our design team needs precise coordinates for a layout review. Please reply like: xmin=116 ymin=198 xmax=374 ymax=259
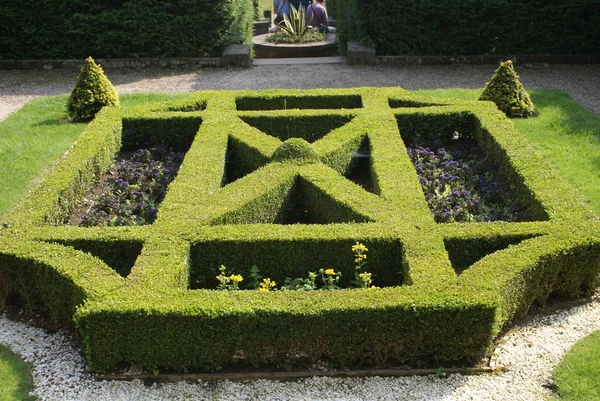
xmin=2 ymin=294 xmax=600 ymax=400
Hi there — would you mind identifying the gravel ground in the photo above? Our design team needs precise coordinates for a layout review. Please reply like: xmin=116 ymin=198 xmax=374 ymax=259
xmin=1 ymin=63 xmax=600 ymax=121
xmin=1 ymin=62 xmax=600 ymax=400
xmin=2 ymin=294 xmax=600 ymax=400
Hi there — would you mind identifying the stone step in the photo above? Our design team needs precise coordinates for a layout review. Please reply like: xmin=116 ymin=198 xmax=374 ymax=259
xmin=252 ymin=56 xmax=345 ymax=65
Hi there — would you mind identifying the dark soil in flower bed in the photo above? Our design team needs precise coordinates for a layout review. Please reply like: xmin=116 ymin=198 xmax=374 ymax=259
xmin=69 ymin=147 xmax=184 ymax=226
xmin=407 ymin=142 xmax=532 ymax=223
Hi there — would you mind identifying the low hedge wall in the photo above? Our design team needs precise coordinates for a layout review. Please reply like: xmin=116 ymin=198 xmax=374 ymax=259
xmin=1 ymin=87 xmax=599 ymax=372
xmin=330 ymin=0 xmax=600 ymax=56
xmin=0 ymin=0 xmax=254 ymax=59
xmin=0 ymin=240 xmax=124 ymax=320
xmin=77 ymin=287 xmax=497 ymax=371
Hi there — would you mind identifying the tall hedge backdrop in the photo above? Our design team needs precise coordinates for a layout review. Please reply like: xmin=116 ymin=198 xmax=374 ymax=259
xmin=328 ymin=0 xmax=600 ymax=56
xmin=0 ymin=0 xmax=254 ymax=59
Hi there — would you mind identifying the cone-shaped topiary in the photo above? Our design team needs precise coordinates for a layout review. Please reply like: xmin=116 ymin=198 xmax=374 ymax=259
xmin=67 ymin=57 xmax=119 ymax=122
xmin=478 ymin=60 xmax=536 ymax=118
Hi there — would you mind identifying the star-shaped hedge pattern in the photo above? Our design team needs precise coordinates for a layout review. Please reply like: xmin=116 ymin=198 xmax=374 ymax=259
xmin=1 ymin=88 xmax=599 ymax=372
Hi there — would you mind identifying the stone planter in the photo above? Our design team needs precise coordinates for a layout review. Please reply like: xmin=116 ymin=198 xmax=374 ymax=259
xmin=252 ymin=33 xmax=338 ymax=58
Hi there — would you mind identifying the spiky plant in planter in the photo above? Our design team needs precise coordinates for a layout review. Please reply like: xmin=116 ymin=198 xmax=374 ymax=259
xmin=478 ymin=60 xmax=536 ymax=118
xmin=279 ymin=4 xmax=311 ymax=40
xmin=67 ymin=57 xmax=119 ymax=122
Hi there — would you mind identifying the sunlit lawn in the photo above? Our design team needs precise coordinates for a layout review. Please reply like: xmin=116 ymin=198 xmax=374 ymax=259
xmin=0 ymin=345 xmax=34 ymax=401
xmin=553 ymin=330 xmax=600 ymax=401
xmin=0 ymin=93 xmax=186 ymax=222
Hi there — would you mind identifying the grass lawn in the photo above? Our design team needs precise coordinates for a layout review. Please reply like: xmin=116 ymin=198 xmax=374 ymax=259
xmin=0 ymin=97 xmax=86 ymax=221
xmin=553 ymin=330 xmax=600 ymax=401
xmin=0 ymin=345 xmax=34 ymax=401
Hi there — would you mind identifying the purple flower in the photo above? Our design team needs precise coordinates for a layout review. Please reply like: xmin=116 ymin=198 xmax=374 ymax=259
xmin=80 ymin=147 xmax=184 ymax=227
xmin=406 ymin=143 xmax=526 ymax=223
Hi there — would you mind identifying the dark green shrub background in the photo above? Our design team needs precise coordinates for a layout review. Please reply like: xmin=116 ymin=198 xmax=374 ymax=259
xmin=0 ymin=0 xmax=254 ymax=59
xmin=330 ymin=0 xmax=600 ymax=56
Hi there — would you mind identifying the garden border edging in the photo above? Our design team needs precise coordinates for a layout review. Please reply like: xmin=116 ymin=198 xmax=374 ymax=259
xmin=0 ymin=57 xmax=222 ymax=71
xmin=96 ymin=366 xmax=504 ymax=383
xmin=375 ymin=54 xmax=600 ymax=65
xmin=2 ymin=53 xmax=599 ymax=70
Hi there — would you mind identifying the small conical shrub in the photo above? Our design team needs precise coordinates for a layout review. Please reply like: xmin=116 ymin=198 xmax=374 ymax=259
xmin=67 ymin=57 xmax=119 ymax=122
xmin=478 ymin=60 xmax=535 ymax=118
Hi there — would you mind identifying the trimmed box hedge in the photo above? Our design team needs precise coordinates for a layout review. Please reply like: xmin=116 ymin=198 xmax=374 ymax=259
xmin=0 ymin=0 xmax=254 ymax=59
xmin=331 ymin=0 xmax=600 ymax=56
xmin=1 ymin=88 xmax=599 ymax=372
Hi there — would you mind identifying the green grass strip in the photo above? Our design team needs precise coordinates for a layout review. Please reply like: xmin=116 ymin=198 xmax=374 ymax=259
xmin=0 ymin=344 xmax=34 ymax=401
xmin=554 ymin=330 xmax=600 ymax=401
xmin=0 ymin=96 xmax=86 ymax=220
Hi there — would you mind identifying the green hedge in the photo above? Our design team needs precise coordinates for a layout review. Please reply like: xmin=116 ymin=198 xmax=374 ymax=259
xmin=189 ymin=235 xmax=404 ymax=289
xmin=330 ymin=0 xmax=600 ymax=56
xmin=235 ymin=94 xmax=363 ymax=110
xmin=2 ymin=88 xmax=600 ymax=372
xmin=0 ymin=0 xmax=254 ymax=59
xmin=0 ymin=240 xmax=124 ymax=321
xmin=77 ymin=287 xmax=497 ymax=371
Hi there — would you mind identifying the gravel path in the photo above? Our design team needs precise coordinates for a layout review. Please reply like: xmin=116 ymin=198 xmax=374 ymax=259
xmin=1 ymin=63 xmax=600 ymax=121
xmin=1 ymin=62 xmax=600 ymax=400
xmin=2 ymin=295 xmax=600 ymax=400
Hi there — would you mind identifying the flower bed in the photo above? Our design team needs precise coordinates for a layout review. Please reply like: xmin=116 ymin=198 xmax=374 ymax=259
xmin=407 ymin=143 xmax=528 ymax=223
xmin=77 ymin=147 xmax=184 ymax=227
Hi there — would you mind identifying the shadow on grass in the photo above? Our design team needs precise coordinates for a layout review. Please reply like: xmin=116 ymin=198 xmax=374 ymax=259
xmin=529 ymin=89 xmax=600 ymax=140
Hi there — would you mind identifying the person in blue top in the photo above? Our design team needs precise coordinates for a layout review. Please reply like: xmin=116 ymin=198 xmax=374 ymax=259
xmin=290 ymin=0 xmax=311 ymax=10
xmin=271 ymin=0 xmax=311 ymax=33
xmin=272 ymin=0 xmax=290 ymax=27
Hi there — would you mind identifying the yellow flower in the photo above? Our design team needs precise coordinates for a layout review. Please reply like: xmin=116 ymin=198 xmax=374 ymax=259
xmin=352 ymin=242 xmax=368 ymax=253
xmin=230 ymin=274 xmax=243 ymax=283
xmin=216 ymin=274 xmax=225 ymax=281
xmin=359 ymin=272 xmax=372 ymax=280
xmin=259 ymin=278 xmax=276 ymax=291
xmin=354 ymin=254 xmax=367 ymax=263
xmin=325 ymin=268 xmax=335 ymax=276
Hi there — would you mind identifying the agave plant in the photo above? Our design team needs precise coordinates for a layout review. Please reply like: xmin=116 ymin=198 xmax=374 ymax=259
xmin=279 ymin=4 xmax=310 ymax=39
